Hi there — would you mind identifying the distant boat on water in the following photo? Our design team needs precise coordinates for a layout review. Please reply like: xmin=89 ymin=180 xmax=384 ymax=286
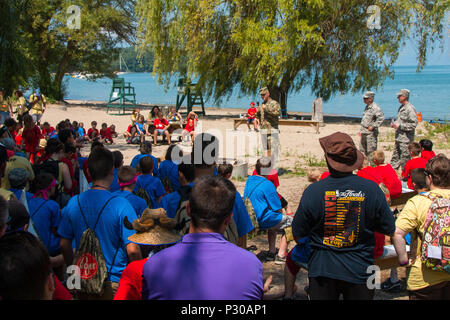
xmin=114 ymin=52 xmax=130 ymax=76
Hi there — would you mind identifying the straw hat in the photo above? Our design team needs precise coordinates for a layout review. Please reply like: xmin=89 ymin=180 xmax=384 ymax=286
xmin=127 ymin=208 xmax=182 ymax=246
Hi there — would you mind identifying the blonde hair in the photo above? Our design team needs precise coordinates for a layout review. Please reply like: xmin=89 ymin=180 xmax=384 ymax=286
xmin=307 ymin=169 xmax=321 ymax=183
xmin=372 ymin=150 xmax=385 ymax=164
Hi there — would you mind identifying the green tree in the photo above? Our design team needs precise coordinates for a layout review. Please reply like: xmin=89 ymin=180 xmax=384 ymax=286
xmin=136 ymin=0 xmax=448 ymax=116
xmin=0 ymin=0 xmax=30 ymax=96
xmin=19 ymin=0 xmax=136 ymax=100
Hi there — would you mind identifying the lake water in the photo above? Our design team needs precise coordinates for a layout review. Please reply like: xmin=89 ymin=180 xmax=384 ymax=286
xmin=65 ymin=65 xmax=450 ymax=121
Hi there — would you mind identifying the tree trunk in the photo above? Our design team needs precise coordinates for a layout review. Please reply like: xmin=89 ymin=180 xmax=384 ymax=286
xmin=268 ymin=85 xmax=289 ymax=119
xmin=53 ymin=40 xmax=76 ymax=100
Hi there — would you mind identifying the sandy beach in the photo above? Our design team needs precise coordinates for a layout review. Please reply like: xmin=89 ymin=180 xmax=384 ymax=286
xmin=39 ymin=99 xmax=449 ymax=300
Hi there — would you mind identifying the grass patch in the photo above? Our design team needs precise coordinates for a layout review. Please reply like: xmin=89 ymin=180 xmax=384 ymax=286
xmin=300 ymin=153 xmax=327 ymax=167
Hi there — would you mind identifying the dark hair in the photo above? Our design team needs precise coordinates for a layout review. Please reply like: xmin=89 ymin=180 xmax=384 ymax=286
xmin=56 ymin=120 xmax=67 ymax=131
xmin=419 ymin=139 xmax=433 ymax=151
xmin=426 ymin=154 xmax=449 ymax=188
xmin=0 ymin=195 xmax=8 ymax=228
xmin=0 ymin=144 xmax=7 ymax=165
xmin=191 ymin=133 xmax=218 ymax=168
xmin=140 ymin=141 xmax=152 ymax=155
xmin=411 ymin=168 xmax=428 ymax=191
xmin=43 ymin=122 xmax=50 ymax=127
xmin=64 ymin=142 xmax=76 ymax=154
xmin=34 ymin=173 xmax=55 ymax=191
xmin=151 ymin=106 xmax=160 ymax=118
xmin=15 ymin=90 xmax=23 ymax=97
xmin=217 ymin=163 xmax=233 ymax=177
xmin=4 ymin=118 xmax=17 ymax=128
xmin=165 ymin=144 xmax=183 ymax=162
xmin=44 ymin=138 xmax=64 ymax=155
xmin=112 ymin=150 xmax=124 ymax=169
xmin=91 ymin=140 xmax=104 ymax=151
xmin=178 ymin=163 xmax=195 ymax=182
xmin=408 ymin=142 xmax=421 ymax=156
xmin=6 ymin=199 xmax=29 ymax=232
xmin=101 ymin=123 xmax=107 ymax=128
xmin=88 ymin=147 xmax=114 ymax=181
xmin=139 ymin=156 xmax=154 ymax=174
xmin=189 ymin=176 xmax=236 ymax=232
xmin=118 ymin=166 xmax=136 ymax=183
xmin=255 ymin=157 xmax=272 ymax=175
xmin=59 ymin=129 xmax=74 ymax=144
xmin=91 ymin=121 xmax=97 ymax=126
xmin=0 ymin=231 xmax=51 ymax=300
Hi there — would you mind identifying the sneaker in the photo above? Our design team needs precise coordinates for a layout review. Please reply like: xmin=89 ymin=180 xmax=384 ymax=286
xmin=275 ymin=254 xmax=286 ymax=265
xmin=380 ymin=279 xmax=401 ymax=292
xmin=264 ymin=252 xmax=276 ymax=262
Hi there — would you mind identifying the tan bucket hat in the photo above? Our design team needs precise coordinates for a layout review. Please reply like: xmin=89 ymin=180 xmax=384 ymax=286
xmin=127 ymin=208 xmax=182 ymax=246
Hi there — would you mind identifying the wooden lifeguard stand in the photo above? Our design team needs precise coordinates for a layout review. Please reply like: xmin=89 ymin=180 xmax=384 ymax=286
xmin=106 ymin=77 xmax=137 ymax=115
xmin=175 ymin=78 xmax=206 ymax=115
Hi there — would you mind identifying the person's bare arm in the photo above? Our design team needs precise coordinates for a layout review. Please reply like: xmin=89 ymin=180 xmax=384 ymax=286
xmin=392 ymin=227 xmax=409 ymax=266
xmin=126 ymin=243 xmax=142 ymax=262
xmin=61 ymin=162 xmax=73 ymax=190
xmin=60 ymin=238 xmax=74 ymax=266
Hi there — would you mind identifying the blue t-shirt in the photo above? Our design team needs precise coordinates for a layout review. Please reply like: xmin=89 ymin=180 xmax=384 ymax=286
xmin=243 ymin=176 xmax=282 ymax=229
xmin=57 ymin=190 xmax=138 ymax=282
xmin=109 ymin=168 xmax=120 ymax=193
xmin=291 ymin=237 xmax=311 ymax=265
xmin=134 ymin=174 xmax=166 ymax=208
xmin=158 ymin=160 xmax=180 ymax=192
xmin=10 ymin=189 xmax=33 ymax=203
xmin=160 ymin=183 xmax=194 ymax=218
xmin=136 ymin=123 xmax=144 ymax=133
xmin=77 ymin=127 xmax=85 ymax=137
xmin=130 ymin=154 xmax=159 ymax=177
xmin=113 ymin=189 xmax=148 ymax=217
xmin=28 ymin=197 xmax=61 ymax=256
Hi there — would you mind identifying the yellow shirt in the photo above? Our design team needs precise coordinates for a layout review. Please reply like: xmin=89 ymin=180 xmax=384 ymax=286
xmin=15 ymin=96 xmax=27 ymax=115
xmin=29 ymin=94 xmax=47 ymax=115
xmin=396 ymin=189 xmax=450 ymax=291
xmin=0 ymin=188 xmax=14 ymax=200
xmin=1 ymin=155 xmax=35 ymax=190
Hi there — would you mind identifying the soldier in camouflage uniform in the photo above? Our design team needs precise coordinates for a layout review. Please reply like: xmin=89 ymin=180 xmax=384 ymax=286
xmin=390 ymin=89 xmax=418 ymax=171
xmin=360 ymin=91 xmax=384 ymax=165
xmin=257 ymin=87 xmax=281 ymax=169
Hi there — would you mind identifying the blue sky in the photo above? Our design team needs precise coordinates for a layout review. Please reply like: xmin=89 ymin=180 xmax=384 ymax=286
xmin=396 ymin=37 xmax=450 ymax=66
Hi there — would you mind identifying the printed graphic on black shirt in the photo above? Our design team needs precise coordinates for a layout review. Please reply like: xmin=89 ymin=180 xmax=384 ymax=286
xmin=323 ymin=190 xmax=365 ymax=248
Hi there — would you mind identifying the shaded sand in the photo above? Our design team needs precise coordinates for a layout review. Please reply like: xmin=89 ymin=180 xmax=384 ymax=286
xmin=41 ymin=100 xmax=448 ymax=300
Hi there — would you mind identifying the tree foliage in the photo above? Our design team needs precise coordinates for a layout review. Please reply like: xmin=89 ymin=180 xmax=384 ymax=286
xmin=136 ymin=0 xmax=448 ymax=115
xmin=111 ymin=47 xmax=155 ymax=72
xmin=16 ymin=0 xmax=136 ymax=100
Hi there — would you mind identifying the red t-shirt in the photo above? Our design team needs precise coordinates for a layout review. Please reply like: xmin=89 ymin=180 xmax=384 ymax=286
xmin=43 ymin=126 xmax=55 ymax=136
xmin=100 ymin=128 xmax=113 ymax=143
xmin=402 ymin=157 xmax=428 ymax=189
xmin=356 ymin=166 xmax=387 ymax=259
xmin=320 ymin=171 xmax=330 ymax=180
xmin=184 ymin=118 xmax=197 ymax=132
xmin=82 ymin=159 xmax=92 ymax=183
xmin=87 ymin=128 xmax=99 ymax=138
xmin=154 ymin=118 xmax=169 ymax=130
xmin=113 ymin=258 xmax=148 ymax=300
xmin=374 ymin=164 xmax=402 ymax=199
xmin=53 ymin=275 xmax=73 ymax=300
xmin=421 ymin=150 xmax=436 ymax=162
xmin=22 ymin=125 xmax=42 ymax=153
xmin=247 ymin=107 xmax=257 ymax=119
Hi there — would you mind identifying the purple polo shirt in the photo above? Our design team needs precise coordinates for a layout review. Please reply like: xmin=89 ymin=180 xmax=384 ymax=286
xmin=141 ymin=233 xmax=264 ymax=300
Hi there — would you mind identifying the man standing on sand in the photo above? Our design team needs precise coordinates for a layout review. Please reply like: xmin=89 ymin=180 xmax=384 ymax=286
xmin=390 ymin=89 xmax=418 ymax=171
xmin=360 ymin=91 xmax=384 ymax=165
xmin=28 ymin=89 xmax=47 ymax=125
xmin=256 ymin=87 xmax=281 ymax=168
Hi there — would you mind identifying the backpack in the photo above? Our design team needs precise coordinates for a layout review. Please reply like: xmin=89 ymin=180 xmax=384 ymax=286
xmin=161 ymin=176 xmax=174 ymax=194
xmin=174 ymin=185 xmax=240 ymax=245
xmin=419 ymin=193 xmax=450 ymax=273
xmin=72 ymin=195 xmax=120 ymax=296
xmin=243 ymin=179 xmax=266 ymax=231
xmin=135 ymin=187 xmax=153 ymax=209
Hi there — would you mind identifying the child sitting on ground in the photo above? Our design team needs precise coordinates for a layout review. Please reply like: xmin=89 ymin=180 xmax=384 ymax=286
xmin=113 ymin=166 xmax=147 ymax=218
xmin=402 ymin=142 xmax=427 ymax=190
xmin=99 ymin=122 xmax=113 ymax=144
xmin=372 ymin=150 xmax=402 ymax=199
xmin=109 ymin=124 xmax=118 ymax=138
xmin=87 ymin=121 xmax=99 ymax=142
xmin=380 ymin=168 xmax=429 ymax=293
xmin=419 ymin=139 xmax=435 ymax=162
xmin=134 ymin=156 xmax=166 ymax=209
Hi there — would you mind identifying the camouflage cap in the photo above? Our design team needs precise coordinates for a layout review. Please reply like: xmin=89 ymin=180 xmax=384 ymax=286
xmin=397 ymin=89 xmax=410 ymax=98
xmin=363 ymin=91 xmax=375 ymax=99
xmin=259 ymin=87 xmax=269 ymax=95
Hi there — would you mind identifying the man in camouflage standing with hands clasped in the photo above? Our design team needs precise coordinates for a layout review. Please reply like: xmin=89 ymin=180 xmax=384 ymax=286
xmin=360 ymin=91 xmax=384 ymax=165
xmin=256 ymin=87 xmax=281 ymax=169
xmin=390 ymin=89 xmax=418 ymax=171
